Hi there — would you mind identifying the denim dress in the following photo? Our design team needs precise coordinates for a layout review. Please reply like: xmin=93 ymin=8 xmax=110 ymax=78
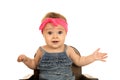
xmin=37 ymin=45 xmax=75 ymax=80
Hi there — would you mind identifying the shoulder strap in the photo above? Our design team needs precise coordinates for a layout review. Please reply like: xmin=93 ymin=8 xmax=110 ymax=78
xmin=64 ymin=44 xmax=68 ymax=51
xmin=39 ymin=47 xmax=46 ymax=54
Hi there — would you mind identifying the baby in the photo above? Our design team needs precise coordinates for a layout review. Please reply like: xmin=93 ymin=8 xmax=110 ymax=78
xmin=17 ymin=12 xmax=107 ymax=80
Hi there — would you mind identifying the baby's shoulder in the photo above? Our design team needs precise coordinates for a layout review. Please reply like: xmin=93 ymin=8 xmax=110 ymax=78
xmin=66 ymin=45 xmax=76 ymax=53
xmin=66 ymin=45 xmax=80 ymax=54
xmin=66 ymin=45 xmax=76 ymax=50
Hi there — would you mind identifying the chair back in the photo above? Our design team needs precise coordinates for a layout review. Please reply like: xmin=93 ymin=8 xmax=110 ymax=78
xmin=71 ymin=46 xmax=82 ymax=80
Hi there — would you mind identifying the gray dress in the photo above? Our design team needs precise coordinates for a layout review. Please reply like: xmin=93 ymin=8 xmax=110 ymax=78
xmin=37 ymin=45 xmax=75 ymax=80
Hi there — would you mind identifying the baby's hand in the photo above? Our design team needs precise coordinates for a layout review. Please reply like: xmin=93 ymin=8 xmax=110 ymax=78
xmin=17 ymin=54 xmax=26 ymax=62
xmin=93 ymin=48 xmax=108 ymax=62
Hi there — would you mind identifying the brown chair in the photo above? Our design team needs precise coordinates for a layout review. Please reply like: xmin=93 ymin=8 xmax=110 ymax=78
xmin=20 ymin=46 xmax=98 ymax=80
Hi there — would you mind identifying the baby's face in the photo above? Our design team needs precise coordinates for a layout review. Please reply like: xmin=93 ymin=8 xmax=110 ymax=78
xmin=42 ymin=23 xmax=67 ymax=48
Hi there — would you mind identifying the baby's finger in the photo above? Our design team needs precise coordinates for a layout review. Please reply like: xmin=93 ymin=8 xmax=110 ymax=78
xmin=94 ymin=48 xmax=100 ymax=54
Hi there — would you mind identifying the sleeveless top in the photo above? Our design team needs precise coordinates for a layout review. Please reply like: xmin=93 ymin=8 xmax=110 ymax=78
xmin=37 ymin=45 xmax=75 ymax=80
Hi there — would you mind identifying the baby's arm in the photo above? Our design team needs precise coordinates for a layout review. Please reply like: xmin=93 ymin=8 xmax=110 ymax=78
xmin=17 ymin=48 xmax=42 ymax=69
xmin=17 ymin=54 xmax=36 ymax=69
xmin=79 ymin=48 xmax=107 ymax=66
xmin=68 ymin=47 xmax=107 ymax=66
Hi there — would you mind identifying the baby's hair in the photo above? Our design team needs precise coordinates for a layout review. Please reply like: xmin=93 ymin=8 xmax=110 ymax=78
xmin=41 ymin=12 xmax=67 ymax=22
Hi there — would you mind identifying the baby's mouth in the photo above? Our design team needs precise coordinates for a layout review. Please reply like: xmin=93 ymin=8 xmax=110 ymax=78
xmin=52 ymin=41 xmax=59 ymax=43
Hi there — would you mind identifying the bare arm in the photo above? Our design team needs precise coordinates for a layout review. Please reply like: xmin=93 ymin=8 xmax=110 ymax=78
xmin=17 ymin=55 xmax=36 ymax=69
xmin=17 ymin=47 xmax=42 ymax=69
xmin=68 ymin=47 xmax=107 ymax=66
xmin=79 ymin=48 xmax=107 ymax=66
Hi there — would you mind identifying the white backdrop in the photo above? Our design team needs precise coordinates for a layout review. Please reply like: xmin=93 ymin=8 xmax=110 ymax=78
xmin=0 ymin=0 xmax=120 ymax=80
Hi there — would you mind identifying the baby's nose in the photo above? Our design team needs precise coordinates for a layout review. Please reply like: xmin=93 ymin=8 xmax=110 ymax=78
xmin=53 ymin=33 xmax=58 ymax=38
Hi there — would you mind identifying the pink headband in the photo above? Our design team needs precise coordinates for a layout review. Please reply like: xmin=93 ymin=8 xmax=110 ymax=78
xmin=39 ymin=18 xmax=68 ymax=33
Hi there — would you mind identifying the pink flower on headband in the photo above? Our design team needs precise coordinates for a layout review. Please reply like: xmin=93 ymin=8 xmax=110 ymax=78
xmin=39 ymin=18 xmax=68 ymax=33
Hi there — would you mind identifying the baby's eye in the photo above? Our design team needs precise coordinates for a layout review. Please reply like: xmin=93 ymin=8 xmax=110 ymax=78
xmin=47 ymin=31 xmax=53 ymax=35
xmin=58 ymin=31 xmax=63 ymax=34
